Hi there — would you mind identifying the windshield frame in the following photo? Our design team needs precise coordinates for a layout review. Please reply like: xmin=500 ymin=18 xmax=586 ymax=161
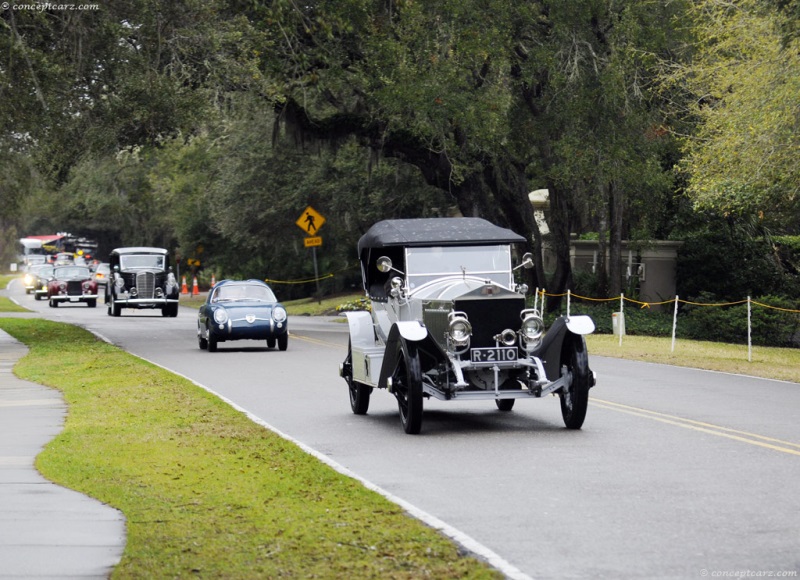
xmin=119 ymin=254 xmax=166 ymax=271
xmin=404 ymin=245 xmax=514 ymax=289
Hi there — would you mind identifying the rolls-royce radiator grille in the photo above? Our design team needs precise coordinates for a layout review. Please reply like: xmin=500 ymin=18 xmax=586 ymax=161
xmin=136 ymin=272 xmax=155 ymax=299
xmin=67 ymin=281 xmax=83 ymax=295
xmin=454 ymin=295 xmax=525 ymax=349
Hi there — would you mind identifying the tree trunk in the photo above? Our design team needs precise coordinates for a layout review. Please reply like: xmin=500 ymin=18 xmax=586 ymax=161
xmin=545 ymin=181 xmax=572 ymax=312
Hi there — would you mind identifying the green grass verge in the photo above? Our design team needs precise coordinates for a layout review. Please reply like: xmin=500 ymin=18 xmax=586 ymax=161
xmin=0 ymin=318 xmax=500 ymax=579
xmin=587 ymin=334 xmax=800 ymax=383
xmin=0 ymin=296 xmax=30 ymax=312
xmin=0 ymin=274 xmax=19 ymax=289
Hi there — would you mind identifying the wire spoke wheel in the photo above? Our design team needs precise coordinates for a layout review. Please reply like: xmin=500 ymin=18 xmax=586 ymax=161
xmin=393 ymin=344 xmax=423 ymax=434
xmin=559 ymin=336 xmax=590 ymax=429
xmin=344 ymin=341 xmax=371 ymax=415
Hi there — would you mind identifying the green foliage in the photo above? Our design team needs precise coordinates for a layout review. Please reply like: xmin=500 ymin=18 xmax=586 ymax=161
xmin=671 ymin=0 xmax=800 ymax=226
xmin=335 ymin=297 xmax=371 ymax=313
xmin=676 ymin=218 xmax=785 ymax=300
xmin=679 ymin=294 xmax=799 ymax=347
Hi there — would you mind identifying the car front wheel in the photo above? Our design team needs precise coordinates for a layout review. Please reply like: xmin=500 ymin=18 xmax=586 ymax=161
xmin=198 ymin=323 xmax=208 ymax=350
xmin=207 ymin=324 xmax=218 ymax=352
xmin=559 ymin=336 xmax=591 ymax=429
xmin=496 ymin=399 xmax=515 ymax=411
xmin=393 ymin=343 xmax=423 ymax=434
xmin=278 ymin=333 xmax=288 ymax=351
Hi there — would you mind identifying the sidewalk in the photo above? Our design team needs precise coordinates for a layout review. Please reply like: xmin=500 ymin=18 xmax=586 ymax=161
xmin=0 ymin=329 xmax=125 ymax=579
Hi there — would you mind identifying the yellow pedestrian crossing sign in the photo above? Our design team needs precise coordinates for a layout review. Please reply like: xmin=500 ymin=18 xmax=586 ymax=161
xmin=296 ymin=206 xmax=325 ymax=236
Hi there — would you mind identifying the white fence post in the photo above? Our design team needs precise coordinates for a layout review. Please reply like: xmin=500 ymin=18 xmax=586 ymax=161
xmin=567 ymin=290 xmax=571 ymax=318
xmin=619 ymin=293 xmax=624 ymax=347
xmin=747 ymin=296 xmax=752 ymax=362
xmin=671 ymin=295 xmax=679 ymax=353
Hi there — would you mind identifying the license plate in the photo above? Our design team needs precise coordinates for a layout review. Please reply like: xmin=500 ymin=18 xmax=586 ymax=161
xmin=470 ymin=347 xmax=518 ymax=363
xmin=69 ymin=297 xmax=79 ymax=302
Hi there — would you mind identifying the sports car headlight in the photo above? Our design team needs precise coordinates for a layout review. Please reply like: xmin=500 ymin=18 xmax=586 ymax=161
xmin=213 ymin=309 xmax=229 ymax=325
xmin=272 ymin=306 xmax=287 ymax=323
xmin=447 ymin=312 xmax=472 ymax=347
xmin=520 ymin=311 xmax=544 ymax=350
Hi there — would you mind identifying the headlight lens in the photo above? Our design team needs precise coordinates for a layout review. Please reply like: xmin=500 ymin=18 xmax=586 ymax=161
xmin=213 ymin=308 xmax=229 ymax=324
xmin=520 ymin=312 xmax=544 ymax=350
xmin=272 ymin=306 xmax=287 ymax=323
xmin=447 ymin=312 xmax=472 ymax=347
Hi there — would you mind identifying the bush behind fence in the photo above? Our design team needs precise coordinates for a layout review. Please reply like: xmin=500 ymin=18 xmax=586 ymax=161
xmin=541 ymin=292 xmax=800 ymax=348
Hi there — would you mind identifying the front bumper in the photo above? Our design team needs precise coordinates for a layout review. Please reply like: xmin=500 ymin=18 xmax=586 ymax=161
xmin=50 ymin=293 xmax=99 ymax=303
xmin=115 ymin=297 xmax=179 ymax=308
xmin=209 ymin=317 xmax=288 ymax=341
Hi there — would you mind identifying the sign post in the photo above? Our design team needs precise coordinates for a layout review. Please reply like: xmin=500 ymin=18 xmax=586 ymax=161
xmin=295 ymin=206 xmax=326 ymax=298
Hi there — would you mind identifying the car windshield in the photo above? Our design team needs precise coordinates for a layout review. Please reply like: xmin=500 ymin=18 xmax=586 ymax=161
xmin=119 ymin=254 xmax=165 ymax=270
xmin=405 ymin=245 xmax=513 ymax=288
xmin=55 ymin=266 xmax=91 ymax=279
xmin=212 ymin=284 xmax=277 ymax=303
xmin=38 ymin=265 xmax=54 ymax=276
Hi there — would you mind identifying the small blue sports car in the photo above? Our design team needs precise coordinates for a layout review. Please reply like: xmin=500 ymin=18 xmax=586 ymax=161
xmin=197 ymin=279 xmax=289 ymax=352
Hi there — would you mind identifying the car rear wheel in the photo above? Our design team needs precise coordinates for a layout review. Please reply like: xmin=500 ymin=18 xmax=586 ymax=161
xmin=278 ymin=333 xmax=288 ymax=351
xmin=559 ymin=336 xmax=590 ymax=429
xmin=496 ymin=399 xmax=515 ymax=411
xmin=393 ymin=343 xmax=423 ymax=434
xmin=343 ymin=341 xmax=371 ymax=415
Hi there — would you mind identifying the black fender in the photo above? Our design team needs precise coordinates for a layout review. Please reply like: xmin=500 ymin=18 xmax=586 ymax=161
xmin=532 ymin=316 xmax=593 ymax=382
xmin=378 ymin=322 xmax=447 ymax=390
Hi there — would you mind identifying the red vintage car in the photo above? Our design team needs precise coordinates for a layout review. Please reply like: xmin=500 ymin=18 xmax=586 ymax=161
xmin=47 ymin=265 xmax=99 ymax=308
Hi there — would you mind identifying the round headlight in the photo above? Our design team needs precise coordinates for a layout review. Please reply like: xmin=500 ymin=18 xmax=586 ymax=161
xmin=447 ymin=312 xmax=472 ymax=347
xmin=520 ymin=314 xmax=544 ymax=349
xmin=272 ymin=306 xmax=287 ymax=323
xmin=213 ymin=308 xmax=229 ymax=324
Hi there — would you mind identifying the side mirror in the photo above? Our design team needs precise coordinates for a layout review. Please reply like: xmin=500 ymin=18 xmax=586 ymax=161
xmin=376 ymin=256 xmax=393 ymax=273
xmin=521 ymin=253 xmax=534 ymax=269
xmin=514 ymin=253 xmax=535 ymax=271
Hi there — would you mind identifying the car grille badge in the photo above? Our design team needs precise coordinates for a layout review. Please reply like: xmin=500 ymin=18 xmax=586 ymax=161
xmin=246 ymin=314 xmax=256 ymax=324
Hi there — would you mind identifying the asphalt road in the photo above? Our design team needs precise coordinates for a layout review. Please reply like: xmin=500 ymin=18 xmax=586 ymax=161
xmin=7 ymin=282 xmax=800 ymax=580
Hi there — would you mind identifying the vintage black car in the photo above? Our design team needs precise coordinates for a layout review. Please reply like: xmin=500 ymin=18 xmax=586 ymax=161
xmin=197 ymin=279 xmax=288 ymax=352
xmin=339 ymin=217 xmax=596 ymax=434
xmin=25 ymin=264 xmax=55 ymax=300
xmin=106 ymin=247 xmax=180 ymax=317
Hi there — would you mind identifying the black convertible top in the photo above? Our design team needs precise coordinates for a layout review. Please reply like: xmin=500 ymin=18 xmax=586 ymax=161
xmin=357 ymin=218 xmax=525 ymax=255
